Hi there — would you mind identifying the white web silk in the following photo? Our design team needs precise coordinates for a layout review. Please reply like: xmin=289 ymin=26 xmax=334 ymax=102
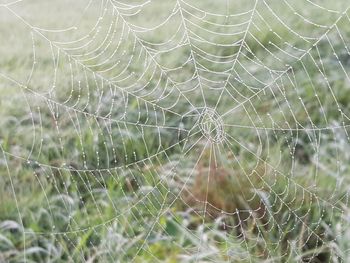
xmin=1 ymin=0 xmax=350 ymax=261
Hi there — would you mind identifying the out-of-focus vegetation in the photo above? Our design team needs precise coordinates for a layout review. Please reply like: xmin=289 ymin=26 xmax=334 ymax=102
xmin=1 ymin=0 xmax=350 ymax=262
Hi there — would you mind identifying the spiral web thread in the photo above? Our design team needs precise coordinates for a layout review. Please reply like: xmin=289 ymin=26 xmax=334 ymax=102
xmin=1 ymin=0 xmax=350 ymax=261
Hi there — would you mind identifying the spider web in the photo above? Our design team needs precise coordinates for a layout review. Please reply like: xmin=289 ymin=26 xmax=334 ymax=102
xmin=1 ymin=0 xmax=350 ymax=261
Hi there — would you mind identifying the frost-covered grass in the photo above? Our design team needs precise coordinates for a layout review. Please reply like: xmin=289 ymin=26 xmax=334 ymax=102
xmin=1 ymin=0 xmax=350 ymax=262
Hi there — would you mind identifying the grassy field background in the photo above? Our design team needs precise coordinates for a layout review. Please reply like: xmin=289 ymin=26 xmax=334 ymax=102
xmin=1 ymin=0 xmax=350 ymax=262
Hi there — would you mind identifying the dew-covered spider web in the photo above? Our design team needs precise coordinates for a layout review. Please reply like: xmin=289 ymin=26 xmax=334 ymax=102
xmin=1 ymin=0 xmax=350 ymax=262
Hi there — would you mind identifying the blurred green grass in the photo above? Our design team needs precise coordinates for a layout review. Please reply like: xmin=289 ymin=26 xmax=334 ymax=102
xmin=1 ymin=0 xmax=350 ymax=262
